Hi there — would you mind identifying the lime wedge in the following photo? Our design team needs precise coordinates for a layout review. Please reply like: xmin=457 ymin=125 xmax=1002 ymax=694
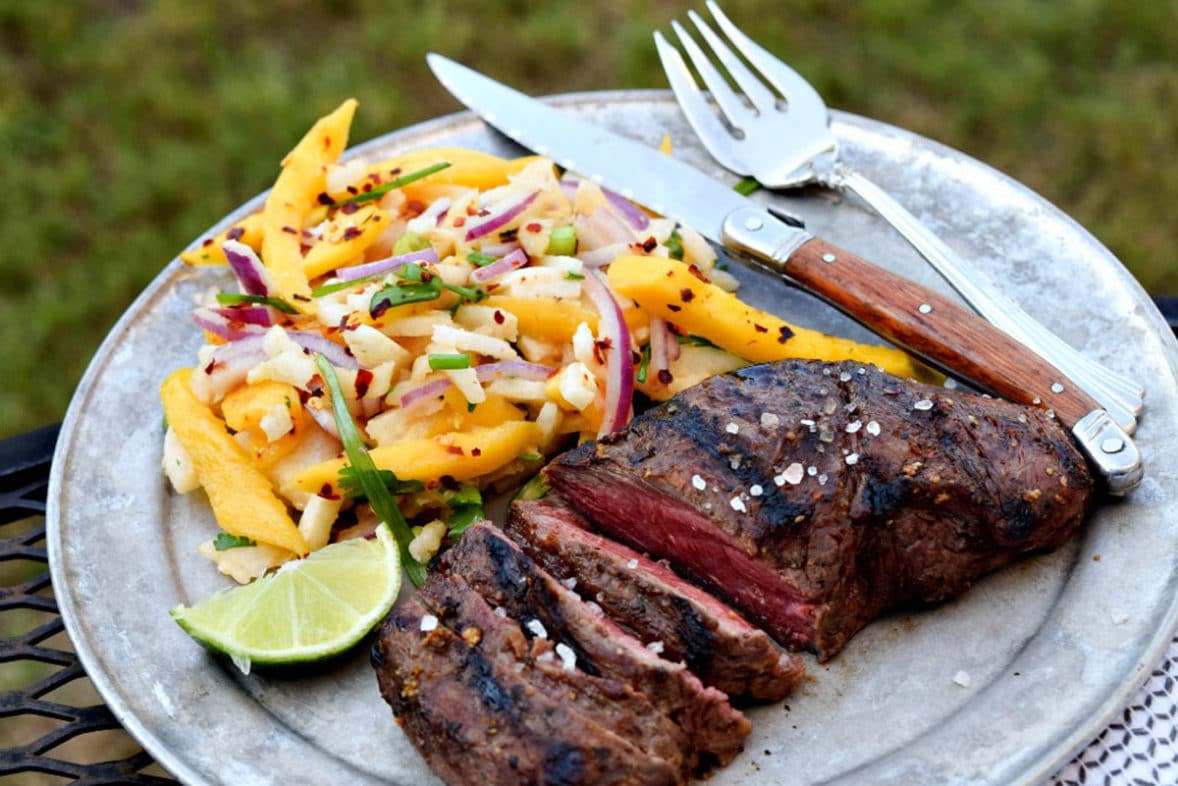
xmin=170 ymin=526 xmax=401 ymax=672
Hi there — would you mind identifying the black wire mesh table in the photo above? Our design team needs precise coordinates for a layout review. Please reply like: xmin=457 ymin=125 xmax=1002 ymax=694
xmin=5 ymin=298 xmax=1178 ymax=784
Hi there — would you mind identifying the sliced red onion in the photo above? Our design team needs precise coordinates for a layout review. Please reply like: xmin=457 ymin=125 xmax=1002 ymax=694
xmin=470 ymin=248 xmax=528 ymax=283
xmin=192 ymin=308 xmax=268 ymax=342
xmin=648 ymin=317 xmax=671 ymax=385
xmin=223 ymin=240 xmax=272 ymax=296
xmin=575 ymin=208 xmax=633 ymax=251
xmin=304 ymin=399 xmax=341 ymax=439
xmin=288 ymin=331 xmax=359 ymax=369
xmin=465 ymin=191 xmax=539 ymax=241
xmin=419 ymin=197 xmax=451 ymax=227
xmin=196 ymin=335 xmax=268 ymax=399
xmin=558 ymin=179 xmax=579 ymax=200
xmin=579 ymin=243 xmax=629 ymax=269
xmin=560 ymin=178 xmax=649 ymax=230
xmin=477 ymin=240 xmax=521 ymax=258
xmin=399 ymin=377 xmax=453 ymax=409
xmin=336 ymin=247 xmax=438 ymax=281
xmin=210 ymin=305 xmax=277 ymax=327
xmin=582 ymin=270 xmax=633 ymax=436
xmin=665 ymin=321 xmax=682 ymax=363
xmin=474 ymin=361 xmax=554 ymax=383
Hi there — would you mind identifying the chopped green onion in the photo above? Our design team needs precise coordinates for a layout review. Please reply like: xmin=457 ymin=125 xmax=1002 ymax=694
xmin=666 ymin=230 xmax=685 ymax=261
xmin=314 ymin=355 xmax=425 ymax=587
xmin=213 ymin=533 xmax=256 ymax=551
xmin=399 ymin=262 xmax=426 ymax=282
xmin=734 ymin=176 xmax=761 ymax=196
xmin=339 ymin=162 xmax=452 ymax=205
xmin=311 ymin=272 xmax=388 ymax=298
xmin=215 ymin=293 xmax=300 ymax=314
xmin=517 ymin=452 xmax=543 ymax=463
xmin=546 ymin=225 xmax=577 ymax=256
xmin=393 ymin=231 xmax=430 ymax=256
xmin=369 ymin=282 xmax=443 ymax=316
xmin=428 ymin=353 xmax=471 ymax=370
xmin=467 ymin=250 xmax=498 ymax=267
xmin=511 ymin=473 xmax=550 ymax=502
xmin=565 ymin=272 xmax=585 ymax=280
xmin=636 ymin=343 xmax=652 ymax=384
xmin=677 ymin=333 xmax=720 ymax=349
xmin=441 ymin=282 xmax=487 ymax=303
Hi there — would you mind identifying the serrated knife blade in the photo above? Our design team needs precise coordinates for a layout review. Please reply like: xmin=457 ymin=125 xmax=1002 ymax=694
xmin=426 ymin=53 xmax=1141 ymax=493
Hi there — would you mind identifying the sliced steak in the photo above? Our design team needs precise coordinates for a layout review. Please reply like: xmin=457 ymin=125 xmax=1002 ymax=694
xmin=546 ymin=359 xmax=1093 ymax=660
xmin=418 ymin=569 xmax=692 ymax=778
xmin=438 ymin=521 xmax=751 ymax=765
xmin=373 ymin=594 xmax=678 ymax=786
xmin=506 ymin=498 xmax=804 ymax=700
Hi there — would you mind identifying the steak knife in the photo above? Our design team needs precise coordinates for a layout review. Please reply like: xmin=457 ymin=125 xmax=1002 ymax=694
xmin=426 ymin=54 xmax=1143 ymax=495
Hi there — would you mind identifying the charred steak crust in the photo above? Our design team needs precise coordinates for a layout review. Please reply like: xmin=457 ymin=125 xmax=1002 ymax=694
xmin=374 ymin=594 xmax=679 ymax=786
xmin=506 ymin=498 xmax=804 ymax=700
xmin=546 ymin=359 xmax=1094 ymax=659
xmin=437 ymin=522 xmax=752 ymax=764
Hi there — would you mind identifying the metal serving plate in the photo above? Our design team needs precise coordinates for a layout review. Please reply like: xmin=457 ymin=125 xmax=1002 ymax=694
xmin=47 ymin=91 xmax=1178 ymax=786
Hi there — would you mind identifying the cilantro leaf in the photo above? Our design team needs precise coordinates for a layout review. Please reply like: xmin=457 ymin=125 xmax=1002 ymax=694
xmin=213 ymin=533 xmax=256 ymax=551
xmin=338 ymin=465 xmax=425 ymax=500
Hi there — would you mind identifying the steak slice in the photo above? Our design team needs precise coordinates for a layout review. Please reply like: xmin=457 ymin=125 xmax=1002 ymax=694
xmin=438 ymin=521 xmax=751 ymax=765
xmin=506 ymin=498 xmax=804 ymax=700
xmin=546 ymin=359 xmax=1094 ymax=660
xmin=418 ymin=569 xmax=692 ymax=778
xmin=373 ymin=594 xmax=678 ymax=786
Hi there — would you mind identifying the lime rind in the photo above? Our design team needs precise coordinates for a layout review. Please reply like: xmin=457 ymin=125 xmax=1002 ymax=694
xmin=170 ymin=526 xmax=401 ymax=669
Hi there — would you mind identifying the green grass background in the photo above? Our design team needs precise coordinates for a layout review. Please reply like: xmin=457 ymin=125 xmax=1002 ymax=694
xmin=2 ymin=0 xmax=1174 ymax=438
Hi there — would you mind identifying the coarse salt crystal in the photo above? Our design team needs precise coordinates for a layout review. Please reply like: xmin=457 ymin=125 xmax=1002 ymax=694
xmin=953 ymin=670 xmax=971 ymax=688
xmin=536 ymin=650 xmax=555 ymax=663
xmin=846 ymin=420 xmax=862 ymax=433
xmin=730 ymin=497 xmax=747 ymax=513
xmin=944 ymin=378 xmax=959 ymax=389
xmin=725 ymin=422 xmax=740 ymax=434
xmin=420 ymin=614 xmax=439 ymax=632
xmin=561 ymin=577 xmax=578 ymax=590
xmin=760 ymin=412 xmax=780 ymax=428
xmin=799 ymin=418 xmax=815 ymax=428
xmin=866 ymin=420 xmax=881 ymax=436
xmin=494 ymin=606 xmax=507 ymax=618
xmin=839 ymin=371 xmax=852 ymax=382
xmin=913 ymin=399 xmax=934 ymax=411
xmin=692 ymin=474 xmax=707 ymax=491
xmin=526 ymin=619 xmax=548 ymax=639
xmin=646 ymin=641 xmax=665 ymax=655
xmin=750 ymin=484 xmax=764 ymax=497
xmin=807 ymin=466 xmax=817 ymax=477
xmin=818 ymin=473 xmax=828 ymax=485
xmin=845 ymin=453 xmax=859 ymax=466
xmin=730 ymin=456 xmax=742 ymax=470
xmin=782 ymin=463 xmax=804 ymax=485
xmin=555 ymin=642 xmax=577 ymax=671
xmin=626 ymin=558 xmax=639 ymax=569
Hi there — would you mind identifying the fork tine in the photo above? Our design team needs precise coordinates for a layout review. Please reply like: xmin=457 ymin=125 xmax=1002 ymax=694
xmin=687 ymin=9 xmax=777 ymax=114
xmin=654 ymin=30 xmax=752 ymax=176
xmin=705 ymin=1 xmax=827 ymax=119
xmin=669 ymin=20 xmax=749 ymax=133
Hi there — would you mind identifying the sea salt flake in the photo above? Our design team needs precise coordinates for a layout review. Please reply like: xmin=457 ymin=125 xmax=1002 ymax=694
xmin=846 ymin=420 xmax=862 ymax=433
xmin=818 ymin=473 xmax=828 ymax=485
xmin=561 ymin=577 xmax=578 ymax=590
xmin=760 ymin=412 xmax=780 ymax=428
xmin=944 ymin=378 xmax=959 ymax=389
xmin=646 ymin=641 xmax=665 ymax=655
xmin=494 ymin=606 xmax=507 ymax=618
xmin=799 ymin=418 xmax=815 ymax=428
xmin=536 ymin=651 xmax=556 ymax=663
xmin=626 ymin=558 xmax=639 ymax=569
xmin=526 ymin=619 xmax=548 ymax=640
xmin=556 ymin=642 xmax=577 ymax=671
xmin=807 ymin=466 xmax=817 ymax=477
xmin=729 ymin=456 xmax=743 ymax=470
xmin=953 ymin=670 xmax=972 ymax=688
xmin=913 ymin=399 xmax=935 ymax=411
xmin=749 ymin=484 xmax=764 ymax=497
xmin=420 ymin=614 xmax=439 ymax=632
xmin=725 ymin=422 xmax=740 ymax=434
xmin=782 ymin=463 xmax=804 ymax=485
xmin=838 ymin=371 xmax=852 ymax=382
xmin=866 ymin=420 xmax=881 ymax=436
xmin=845 ymin=453 xmax=859 ymax=466
xmin=730 ymin=497 xmax=747 ymax=513
xmin=691 ymin=474 xmax=707 ymax=490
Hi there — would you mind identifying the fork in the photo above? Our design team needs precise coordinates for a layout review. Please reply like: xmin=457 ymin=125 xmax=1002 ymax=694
xmin=655 ymin=1 xmax=1144 ymax=434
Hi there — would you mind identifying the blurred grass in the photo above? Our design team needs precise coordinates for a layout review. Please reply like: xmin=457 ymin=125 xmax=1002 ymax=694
xmin=1 ymin=0 xmax=1174 ymax=438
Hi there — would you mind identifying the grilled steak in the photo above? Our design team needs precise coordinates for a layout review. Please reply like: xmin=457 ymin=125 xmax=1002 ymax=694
xmin=546 ymin=359 xmax=1094 ymax=660
xmin=418 ymin=569 xmax=692 ymax=778
xmin=438 ymin=522 xmax=751 ymax=764
xmin=506 ymin=498 xmax=804 ymax=700
xmin=374 ymin=593 xmax=679 ymax=786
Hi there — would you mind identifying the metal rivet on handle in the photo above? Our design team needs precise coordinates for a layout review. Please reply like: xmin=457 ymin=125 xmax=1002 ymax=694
xmin=1050 ymin=382 xmax=1065 ymax=394
xmin=822 ymin=253 xmax=837 ymax=263
xmin=1101 ymin=437 xmax=1125 ymax=454
xmin=918 ymin=303 xmax=933 ymax=314
xmin=744 ymin=216 xmax=763 ymax=231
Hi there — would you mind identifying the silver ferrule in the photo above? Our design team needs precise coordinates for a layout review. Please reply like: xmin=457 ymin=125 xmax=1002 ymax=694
xmin=721 ymin=206 xmax=814 ymax=271
xmin=1072 ymin=410 xmax=1144 ymax=495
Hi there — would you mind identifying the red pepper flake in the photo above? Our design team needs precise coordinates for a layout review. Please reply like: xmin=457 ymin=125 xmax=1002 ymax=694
xmin=323 ymin=135 xmax=332 ymax=150
xmin=667 ymin=304 xmax=682 ymax=313
xmin=389 ymin=167 xmax=403 ymax=176
xmin=347 ymin=185 xmax=359 ymax=195
xmin=204 ymin=359 xmax=217 ymax=374
xmin=201 ymin=238 xmax=214 ymax=247
xmin=471 ymin=447 xmax=482 ymax=457
xmin=318 ymin=483 xmax=340 ymax=501
xmin=641 ymin=236 xmax=657 ymax=253
xmin=367 ymin=173 xmax=381 ymax=182
xmin=226 ymin=227 xmax=245 ymax=241
xmin=778 ymin=325 xmax=795 ymax=344
xmin=465 ymin=203 xmax=479 ymax=216
xmin=282 ymin=225 xmax=297 ymax=235
xmin=453 ymin=216 xmax=467 ymax=228
xmin=657 ymin=369 xmax=674 ymax=385
xmin=493 ymin=310 xmax=505 ymax=325
xmin=361 ymin=182 xmax=374 ymax=193
xmin=446 ymin=445 xmax=465 ymax=456
xmin=665 ymin=270 xmax=674 ymax=277
xmin=753 ymin=323 xmax=768 ymax=333
xmin=525 ymin=222 xmax=542 ymax=233
xmin=292 ymin=293 xmax=311 ymax=302
xmin=679 ymin=288 xmax=694 ymax=302
xmin=354 ymin=368 xmax=374 ymax=398
xmin=341 ymin=202 xmax=359 ymax=215
xmin=316 ymin=192 xmax=335 ymax=206
xmin=592 ymin=337 xmax=613 ymax=366
xmin=686 ymin=264 xmax=709 ymax=283
xmin=343 ymin=226 xmax=362 ymax=241
xmin=631 ymin=350 xmax=642 ymax=364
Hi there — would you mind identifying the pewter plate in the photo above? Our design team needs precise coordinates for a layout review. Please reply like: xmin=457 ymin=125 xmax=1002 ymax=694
xmin=47 ymin=92 xmax=1178 ymax=786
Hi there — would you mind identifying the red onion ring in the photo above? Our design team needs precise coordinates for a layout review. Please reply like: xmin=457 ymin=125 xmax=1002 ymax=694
xmin=192 ymin=308 xmax=268 ymax=342
xmin=575 ymin=208 xmax=633 ymax=251
xmin=210 ymin=305 xmax=277 ymax=327
xmin=196 ymin=335 xmax=268 ymax=398
xmin=477 ymin=241 xmax=521 ymax=258
xmin=418 ymin=197 xmax=450 ymax=227
xmin=223 ymin=240 xmax=272 ymax=296
xmin=465 ymin=191 xmax=539 ymax=241
xmin=288 ymin=331 xmax=359 ymax=369
xmin=399 ymin=377 xmax=453 ymax=409
xmin=470 ymin=248 xmax=528 ymax=283
xmin=560 ymin=178 xmax=650 ymax=230
xmin=664 ymin=321 xmax=682 ymax=363
xmin=335 ymin=248 xmax=438 ymax=281
xmin=582 ymin=270 xmax=633 ymax=436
